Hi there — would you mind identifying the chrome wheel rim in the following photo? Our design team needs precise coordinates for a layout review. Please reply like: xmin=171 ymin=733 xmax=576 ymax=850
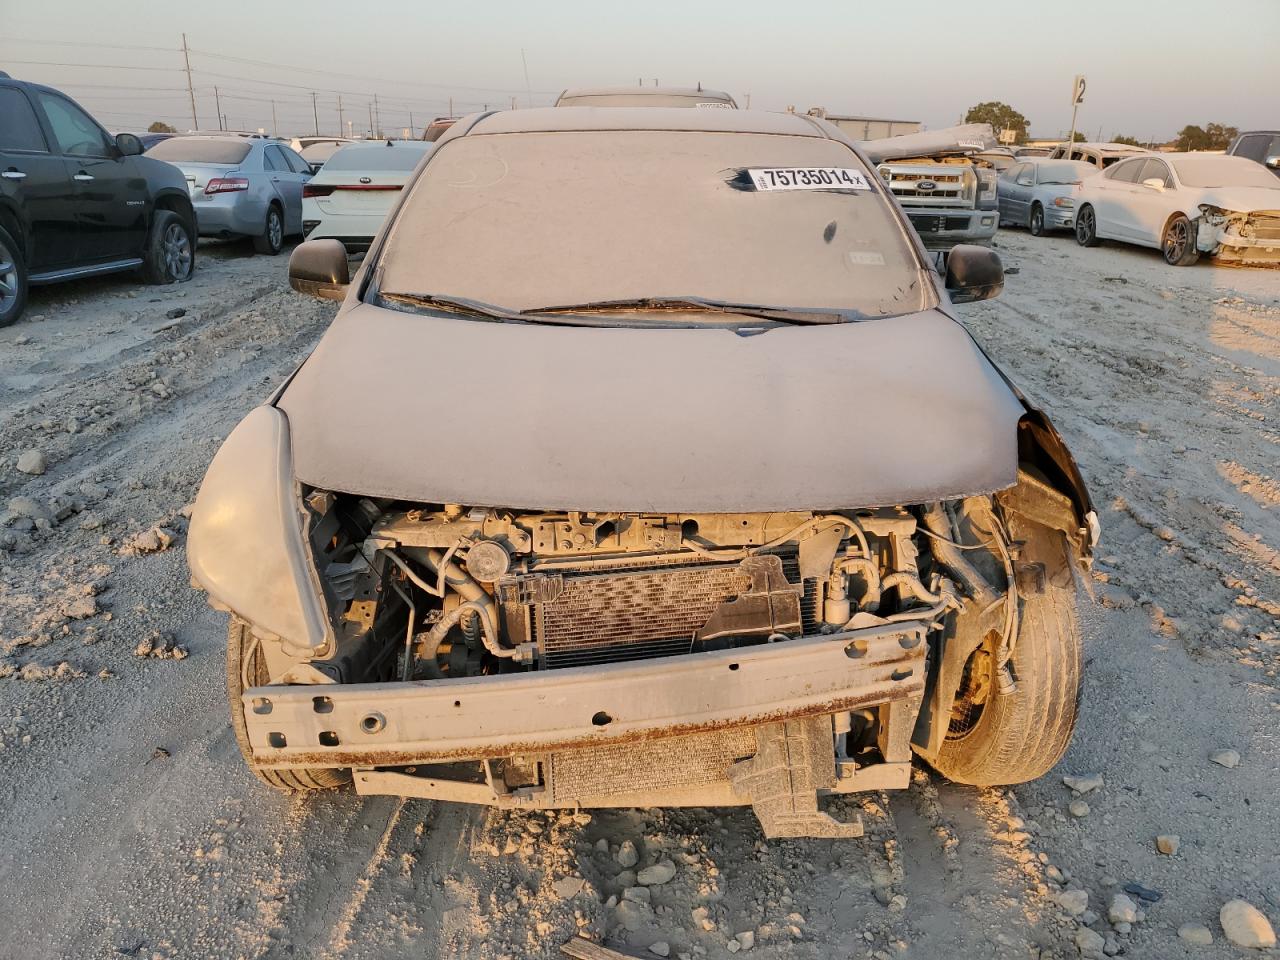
xmin=1165 ymin=220 xmax=1188 ymax=262
xmin=268 ymin=211 xmax=283 ymax=249
xmin=161 ymin=222 xmax=192 ymax=280
xmin=1076 ymin=209 xmax=1092 ymax=243
xmin=1031 ymin=209 xmax=1043 ymax=234
xmin=0 ymin=237 xmax=17 ymax=316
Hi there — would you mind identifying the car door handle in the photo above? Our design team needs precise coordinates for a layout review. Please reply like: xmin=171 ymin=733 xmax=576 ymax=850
xmin=2 ymin=169 xmax=27 ymax=180
xmin=73 ymin=173 xmax=95 ymax=182
xmin=271 ymin=176 xmax=281 ymax=182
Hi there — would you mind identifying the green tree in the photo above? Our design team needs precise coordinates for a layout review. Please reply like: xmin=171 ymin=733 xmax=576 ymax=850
xmin=963 ymin=101 xmax=1029 ymax=144
xmin=1111 ymin=135 xmax=1142 ymax=146
xmin=1070 ymin=131 xmax=1086 ymax=142
xmin=1176 ymin=122 xmax=1238 ymax=151
xmin=148 ymin=120 xmax=176 ymax=134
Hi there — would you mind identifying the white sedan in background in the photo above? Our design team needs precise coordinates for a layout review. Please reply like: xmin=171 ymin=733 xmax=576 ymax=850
xmin=1074 ymin=153 xmax=1280 ymax=266
xmin=301 ymin=140 xmax=433 ymax=252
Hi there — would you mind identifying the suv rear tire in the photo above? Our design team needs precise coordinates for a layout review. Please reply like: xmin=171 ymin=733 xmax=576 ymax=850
xmin=227 ymin=617 xmax=350 ymax=792
xmin=0 ymin=225 xmax=29 ymax=328
xmin=253 ymin=204 xmax=285 ymax=255
xmin=141 ymin=210 xmax=196 ymax=284
xmin=930 ymin=520 xmax=1082 ymax=786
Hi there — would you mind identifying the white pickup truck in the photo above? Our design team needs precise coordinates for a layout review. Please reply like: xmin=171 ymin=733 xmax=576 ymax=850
xmin=860 ymin=123 xmax=1001 ymax=251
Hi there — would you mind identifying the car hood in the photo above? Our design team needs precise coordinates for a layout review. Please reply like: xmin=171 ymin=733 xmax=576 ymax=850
xmin=1193 ymin=187 xmax=1280 ymax=214
xmin=277 ymin=303 xmax=1026 ymax=513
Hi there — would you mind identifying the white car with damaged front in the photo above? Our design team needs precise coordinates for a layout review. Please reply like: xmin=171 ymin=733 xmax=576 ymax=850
xmin=1073 ymin=152 xmax=1280 ymax=266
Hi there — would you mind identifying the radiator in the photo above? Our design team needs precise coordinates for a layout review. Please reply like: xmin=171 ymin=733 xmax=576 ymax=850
xmin=498 ymin=553 xmax=821 ymax=669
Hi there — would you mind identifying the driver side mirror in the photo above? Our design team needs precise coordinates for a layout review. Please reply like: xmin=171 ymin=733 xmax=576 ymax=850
xmin=1141 ymin=177 xmax=1166 ymax=192
xmin=288 ymin=239 xmax=350 ymax=301
xmin=944 ymin=245 xmax=1004 ymax=304
xmin=1265 ymin=155 xmax=1280 ymax=170
xmin=115 ymin=133 xmax=143 ymax=157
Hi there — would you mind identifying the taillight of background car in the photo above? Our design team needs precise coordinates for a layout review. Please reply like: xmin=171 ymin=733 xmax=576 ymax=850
xmin=205 ymin=177 xmax=249 ymax=194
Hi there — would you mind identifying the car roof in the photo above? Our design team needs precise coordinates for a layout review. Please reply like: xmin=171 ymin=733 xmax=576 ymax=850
xmin=558 ymin=85 xmax=734 ymax=101
xmin=1070 ymin=142 xmax=1148 ymax=153
xmin=464 ymin=107 xmax=827 ymax=138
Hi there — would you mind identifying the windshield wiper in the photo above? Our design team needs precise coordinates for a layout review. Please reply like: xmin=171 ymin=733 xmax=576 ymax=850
xmin=526 ymin=296 xmax=858 ymax=325
xmin=378 ymin=292 xmax=530 ymax=322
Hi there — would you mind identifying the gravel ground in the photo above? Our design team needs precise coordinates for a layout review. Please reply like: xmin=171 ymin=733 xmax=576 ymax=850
xmin=0 ymin=232 xmax=1276 ymax=960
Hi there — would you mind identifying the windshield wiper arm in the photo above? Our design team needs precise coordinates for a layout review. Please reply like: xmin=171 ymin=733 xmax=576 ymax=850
xmin=378 ymin=292 xmax=530 ymax=322
xmin=526 ymin=296 xmax=856 ymax=325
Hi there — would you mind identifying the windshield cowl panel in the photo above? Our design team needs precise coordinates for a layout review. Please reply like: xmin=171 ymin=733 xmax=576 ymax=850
xmin=375 ymin=130 xmax=933 ymax=323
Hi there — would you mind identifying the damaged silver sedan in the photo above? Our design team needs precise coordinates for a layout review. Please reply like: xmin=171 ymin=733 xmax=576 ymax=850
xmin=188 ymin=107 xmax=1097 ymax=838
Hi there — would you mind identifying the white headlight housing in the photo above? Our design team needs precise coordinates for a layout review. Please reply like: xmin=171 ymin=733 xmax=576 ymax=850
xmin=187 ymin=405 xmax=332 ymax=655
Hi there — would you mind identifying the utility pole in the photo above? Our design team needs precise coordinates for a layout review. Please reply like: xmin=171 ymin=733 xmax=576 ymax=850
xmin=373 ymin=94 xmax=381 ymax=138
xmin=1066 ymin=74 xmax=1086 ymax=147
xmin=181 ymin=33 xmax=198 ymax=130
xmin=745 ymin=93 xmax=751 ymax=109
xmin=337 ymin=95 xmax=344 ymax=138
xmin=367 ymin=101 xmax=374 ymax=139
xmin=270 ymin=100 xmax=277 ymax=137
xmin=448 ymin=96 xmax=453 ymax=118
xmin=510 ymin=96 xmax=516 ymax=110
xmin=311 ymin=92 xmax=319 ymax=136
xmin=213 ymin=86 xmax=222 ymax=130
xmin=521 ymin=48 xmax=533 ymax=107
xmin=409 ymin=110 xmax=415 ymax=138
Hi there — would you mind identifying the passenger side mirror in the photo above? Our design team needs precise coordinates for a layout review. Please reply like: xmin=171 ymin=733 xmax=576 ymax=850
xmin=288 ymin=240 xmax=350 ymax=301
xmin=1141 ymin=177 xmax=1166 ymax=192
xmin=944 ymin=245 xmax=1004 ymax=304
xmin=115 ymin=133 xmax=143 ymax=157
xmin=1265 ymin=155 xmax=1280 ymax=170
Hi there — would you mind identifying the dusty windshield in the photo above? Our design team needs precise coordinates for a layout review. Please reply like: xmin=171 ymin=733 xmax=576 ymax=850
xmin=377 ymin=130 xmax=931 ymax=321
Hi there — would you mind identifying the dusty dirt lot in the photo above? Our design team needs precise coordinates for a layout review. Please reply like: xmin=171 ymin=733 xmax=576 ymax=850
xmin=0 ymin=233 xmax=1276 ymax=960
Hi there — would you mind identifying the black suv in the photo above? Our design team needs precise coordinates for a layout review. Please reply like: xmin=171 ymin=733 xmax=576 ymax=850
xmin=1228 ymin=130 xmax=1280 ymax=177
xmin=0 ymin=72 xmax=197 ymax=326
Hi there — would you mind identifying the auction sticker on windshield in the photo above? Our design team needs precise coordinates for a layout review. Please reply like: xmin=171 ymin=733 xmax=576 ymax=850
xmin=747 ymin=168 xmax=871 ymax=191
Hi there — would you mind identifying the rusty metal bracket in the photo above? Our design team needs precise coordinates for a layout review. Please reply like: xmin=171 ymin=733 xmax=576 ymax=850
xmin=730 ymin=715 xmax=864 ymax=838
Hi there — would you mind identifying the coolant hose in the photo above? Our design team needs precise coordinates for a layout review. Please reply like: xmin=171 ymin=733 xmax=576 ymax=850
xmin=921 ymin=504 xmax=998 ymax=608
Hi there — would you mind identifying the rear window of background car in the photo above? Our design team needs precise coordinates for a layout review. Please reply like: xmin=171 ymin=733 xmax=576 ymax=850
xmin=147 ymin=139 xmax=252 ymax=164
xmin=0 ymin=88 xmax=48 ymax=153
xmin=324 ymin=144 xmax=433 ymax=172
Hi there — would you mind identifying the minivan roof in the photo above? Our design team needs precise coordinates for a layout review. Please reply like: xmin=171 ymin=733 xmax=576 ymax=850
xmin=466 ymin=106 xmax=823 ymax=138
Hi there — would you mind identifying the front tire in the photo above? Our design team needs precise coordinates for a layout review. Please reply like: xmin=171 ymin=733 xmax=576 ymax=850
xmin=1029 ymin=203 xmax=1046 ymax=237
xmin=1162 ymin=214 xmax=1200 ymax=266
xmin=1075 ymin=204 xmax=1100 ymax=247
xmin=931 ymin=521 xmax=1083 ymax=786
xmin=0 ymin=225 xmax=29 ymax=328
xmin=141 ymin=210 xmax=195 ymax=284
xmin=227 ymin=617 xmax=350 ymax=792
xmin=252 ymin=205 xmax=284 ymax=256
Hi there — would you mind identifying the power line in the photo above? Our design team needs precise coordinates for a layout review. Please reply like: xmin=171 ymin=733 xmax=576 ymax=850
xmin=2 ymin=59 xmax=183 ymax=72
xmin=187 ymin=46 xmax=559 ymax=96
xmin=0 ymin=36 xmax=178 ymax=54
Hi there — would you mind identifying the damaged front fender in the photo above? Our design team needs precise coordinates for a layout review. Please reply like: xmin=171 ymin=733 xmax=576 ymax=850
xmin=1195 ymin=205 xmax=1280 ymax=263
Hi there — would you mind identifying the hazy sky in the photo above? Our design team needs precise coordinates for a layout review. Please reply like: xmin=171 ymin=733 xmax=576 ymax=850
xmin=2 ymin=0 xmax=1276 ymax=140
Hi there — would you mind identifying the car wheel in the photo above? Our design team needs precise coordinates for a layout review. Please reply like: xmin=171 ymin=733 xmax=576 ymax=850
xmin=930 ymin=519 xmax=1082 ymax=786
xmin=227 ymin=616 xmax=350 ymax=792
xmin=253 ymin=205 xmax=284 ymax=256
xmin=141 ymin=210 xmax=195 ymax=284
xmin=0 ymin=226 xmax=28 ymax=328
xmin=1162 ymin=214 xmax=1199 ymax=266
xmin=1029 ymin=203 xmax=1045 ymax=237
xmin=1075 ymin=204 xmax=1100 ymax=247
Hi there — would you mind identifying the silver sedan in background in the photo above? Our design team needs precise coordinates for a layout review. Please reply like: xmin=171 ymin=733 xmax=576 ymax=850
xmin=146 ymin=136 xmax=313 ymax=254
xmin=997 ymin=159 xmax=1098 ymax=236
